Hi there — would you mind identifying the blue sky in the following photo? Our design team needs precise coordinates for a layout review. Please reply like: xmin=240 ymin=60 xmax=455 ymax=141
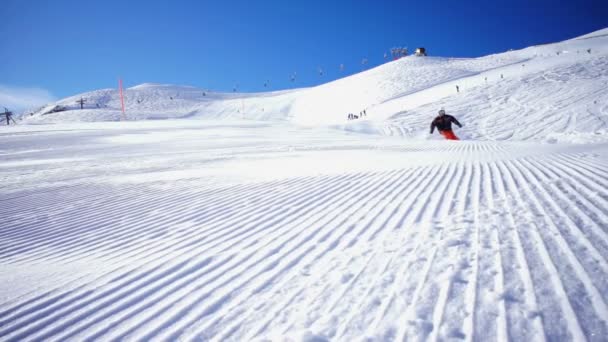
xmin=1 ymin=0 xmax=606 ymax=102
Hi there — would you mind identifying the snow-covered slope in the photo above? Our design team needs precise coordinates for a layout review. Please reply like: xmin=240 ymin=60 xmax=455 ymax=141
xmin=365 ymin=29 xmax=608 ymax=142
xmin=19 ymin=29 xmax=608 ymax=143
xmin=571 ymin=27 xmax=608 ymax=40
xmin=2 ymin=29 xmax=607 ymax=341
xmin=1 ymin=120 xmax=607 ymax=341
xmin=21 ymin=83 xmax=303 ymax=122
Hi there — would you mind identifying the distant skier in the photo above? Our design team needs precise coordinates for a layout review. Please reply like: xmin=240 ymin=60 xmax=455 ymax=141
xmin=430 ymin=109 xmax=462 ymax=140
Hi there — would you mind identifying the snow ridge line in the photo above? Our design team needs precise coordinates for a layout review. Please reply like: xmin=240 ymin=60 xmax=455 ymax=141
xmin=239 ymin=165 xmax=440 ymax=340
xmin=4 ymin=173 xmax=323 ymax=264
xmin=490 ymin=161 xmax=547 ymax=341
xmin=364 ymin=162 xmax=466 ymax=339
xmin=511 ymin=158 xmax=608 ymax=333
xmin=0 ymin=180 xmax=259 ymax=263
xmin=271 ymin=164 xmax=449 ymax=339
xmin=111 ymin=170 xmax=406 ymax=336
xmin=328 ymin=164 xmax=460 ymax=340
xmin=392 ymin=162 xmax=471 ymax=341
xmin=0 ymin=174 xmax=356 ymax=334
xmin=1 ymin=144 xmax=608 ymax=340
xmin=524 ymin=157 xmax=608 ymax=262
xmin=498 ymin=160 xmax=586 ymax=340
xmin=479 ymin=162 xmax=508 ymax=341
xmin=182 ymin=168 xmax=417 ymax=340
xmin=2 ymin=171 xmax=377 ymax=340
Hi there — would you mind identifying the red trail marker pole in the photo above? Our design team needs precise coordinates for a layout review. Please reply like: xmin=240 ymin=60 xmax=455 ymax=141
xmin=119 ymin=78 xmax=126 ymax=120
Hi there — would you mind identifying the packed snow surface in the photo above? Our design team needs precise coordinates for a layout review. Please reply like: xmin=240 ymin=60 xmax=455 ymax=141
xmin=1 ymin=29 xmax=608 ymax=341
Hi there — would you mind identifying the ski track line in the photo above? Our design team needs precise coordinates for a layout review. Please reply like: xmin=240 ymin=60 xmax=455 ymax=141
xmin=556 ymin=158 xmax=608 ymax=192
xmin=142 ymin=171 xmax=403 ymax=341
xmin=522 ymin=155 xmax=608 ymax=270
xmin=548 ymin=153 xmax=608 ymax=204
xmin=371 ymin=161 xmax=463 ymax=333
xmin=3 ymin=141 xmax=608 ymax=340
xmin=209 ymin=168 xmax=426 ymax=339
xmin=238 ymin=165 xmax=440 ymax=341
xmin=194 ymin=174 xmax=369 ymax=258
xmin=207 ymin=167 xmax=423 ymax=340
xmin=344 ymin=162 xmax=457 ymax=341
xmin=64 ymin=177 xmax=306 ymax=258
xmin=0 ymin=184 xmax=288 ymax=326
xmin=554 ymin=152 xmax=608 ymax=182
xmin=176 ymin=174 xmax=356 ymax=258
xmin=551 ymin=167 xmax=608 ymax=215
xmin=1 ymin=180 xmax=245 ymax=263
xmin=460 ymin=162 xmax=483 ymax=341
xmin=0 ymin=256 xmax=179 ymax=325
xmin=272 ymin=163 xmax=448 ymax=339
xmin=18 ymin=174 xmax=320 ymax=266
xmin=392 ymin=162 xmax=473 ymax=341
xmin=5 ymin=219 xmax=242 ymax=336
xmin=112 ymin=170 xmax=408 ymax=340
xmin=429 ymin=161 xmax=479 ymax=342
xmin=393 ymin=235 xmax=441 ymax=341
xmin=1 ymin=255 xmax=214 ymax=342
xmin=4 ymin=187 xmax=226 ymax=265
xmin=480 ymin=162 xmax=509 ymax=342
xmin=509 ymin=158 xmax=608 ymax=335
xmin=0 ymin=174 xmax=352 ymax=340
xmin=0 ymin=182 xmax=96 ymax=206
xmin=238 ymin=169 xmax=420 ymax=333
xmin=514 ymin=157 xmax=608 ymax=338
xmin=549 ymin=176 xmax=608 ymax=247
xmin=433 ymin=161 xmax=483 ymax=342
xmin=326 ymin=163 xmax=460 ymax=340
xmin=499 ymin=160 xmax=587 ymax=341
xmin=0 ymin=183 xmax=156 ymax=251
xmin=331 ymin=241 xmax=413 ymax=340
xmin=523 ymin=157 xmax=608 ymax=265
xmin=17 ymin=172 xmax=370 ymax=338
xmin=124 ymin=176 xmax=327 ymax=254
xmin=490 ymin=161 xmax=547 ymax=342
xmin=362 ymin=161 xmax=467 ymax=340
xmin=371 ymin=161 xmax=463 ymax=342
xmin=549 ymin=153 xmax=608 ymax=200
xmin=0 ymin=178 xmax=126 ymax=204
xmin=0 ymin=195 xmax=160 ymax=261
xmin=115 ymin=170 xmax=400 ymax=340
xmin=538 ymin=152 xmax=608 ymax=211
xmin=92 ymin=174 xmax=337 ymax=266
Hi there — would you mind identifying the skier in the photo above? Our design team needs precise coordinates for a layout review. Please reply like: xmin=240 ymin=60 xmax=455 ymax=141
xmin=430 ymin=109 xmax=462 ymax=140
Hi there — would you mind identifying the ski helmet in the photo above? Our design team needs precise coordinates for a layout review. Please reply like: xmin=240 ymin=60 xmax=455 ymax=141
xmin=438 ymin=109 xmax=446 ymax=115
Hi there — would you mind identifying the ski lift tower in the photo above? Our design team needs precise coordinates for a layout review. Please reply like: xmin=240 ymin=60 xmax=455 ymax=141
xmin=3 ymin=107 xmax=17 ymax=125
xmin=76 ymin=97 xmax=87 ymax=109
